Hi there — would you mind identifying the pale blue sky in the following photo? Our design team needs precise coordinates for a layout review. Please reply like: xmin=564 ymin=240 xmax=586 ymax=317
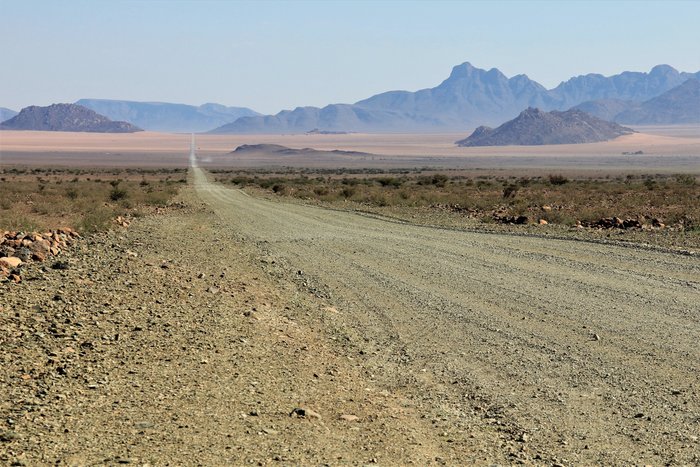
xmin=2 ymin=0 xmax=700 ymax=114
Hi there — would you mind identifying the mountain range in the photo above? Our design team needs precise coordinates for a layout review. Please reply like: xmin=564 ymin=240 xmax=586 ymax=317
xmin=75 ymin=99 xmax=260 ymax=133
xmin=575 ymin=78 xmax=700 ymax=125
xmin=4 ymin=63 xmax=699 ymax=134
xmin=456 ymin=108 xmax=635 ymax=146
xmin=210 ymin=63 xmax=700 ymax=134
xmin=0 ymin=104 xmax=142 ymax=133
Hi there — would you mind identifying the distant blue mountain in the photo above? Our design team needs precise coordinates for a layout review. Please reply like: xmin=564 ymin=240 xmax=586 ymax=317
xmin=211 ymin=63 xmax=700 ymax=134
xmin=577 ymin=78 xmax=700 ymax=124
xmin=76 ymin=99 xmax=260 ymax=133
xmin=0 ymin=107 xmax=18 ymax=123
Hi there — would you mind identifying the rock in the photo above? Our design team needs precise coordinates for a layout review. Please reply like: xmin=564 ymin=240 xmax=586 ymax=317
xmin=340 ymin=414 xmax=359 ymax=422
xmin=13 ymin=247 xmax=31 ymax=262
xmin=0 ymin=430 xmax=19 ymax=442
xmin=0 ymin=245 xmax=15 ymax=257
xmin=289 ymin=407 xmax=322 ymax=419
xmin=494 ymin=214 xmax=529 ymax=225
xmin=0 ymin=257 xmax=22 ymax=269
xmin=539 ymin=219 xmax=548 ymax=225
xmin=51 ymin=261 xmax=70 ymax=270
xmin=29 ymin=239 xmax=51 ymax=255
xmin=622 ymin=218 xmax=642 ymax=229
xmin=32 ymin=251 xmax=47 ymax=262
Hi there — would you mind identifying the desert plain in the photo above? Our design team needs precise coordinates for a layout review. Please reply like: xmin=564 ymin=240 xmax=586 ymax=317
xmin=2 ymin=125 xmax=700 ymax=173
xmin=1 ymin=127 xmax=699 ymax=466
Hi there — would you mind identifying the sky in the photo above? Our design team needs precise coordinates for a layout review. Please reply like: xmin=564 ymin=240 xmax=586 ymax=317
xmin=2 ymin=0 xmax=700 ymax=114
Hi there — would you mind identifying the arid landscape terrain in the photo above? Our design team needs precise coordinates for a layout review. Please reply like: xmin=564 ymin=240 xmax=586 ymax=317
xmin=1 ymin=127 xmax=699 ymax=465
xmin=3 ymin=126 xmax=700 ymax=172
xmin=4 ymin=1 xmax=700 ymax=464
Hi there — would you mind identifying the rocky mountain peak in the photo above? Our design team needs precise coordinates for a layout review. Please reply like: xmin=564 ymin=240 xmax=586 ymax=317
xmin=456 ymin=108 xmax=634 ymax=147
xmin=0 ymin=103 xmax=143 ymax=133
xmin=447 ymin=61 xmax=478 ymax=79
xmin=649 ymin=64 xmax=679 ymax=77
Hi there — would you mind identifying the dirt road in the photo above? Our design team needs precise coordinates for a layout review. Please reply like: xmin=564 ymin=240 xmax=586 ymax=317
xmin=193 ymin=167 xmax=700 ymax=465
xmin=2 ymin=164 xmax=698 ymax=465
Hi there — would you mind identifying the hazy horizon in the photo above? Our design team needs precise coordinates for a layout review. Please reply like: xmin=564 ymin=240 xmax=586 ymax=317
xmin=3 ymin=0 xmax=700 ymax=114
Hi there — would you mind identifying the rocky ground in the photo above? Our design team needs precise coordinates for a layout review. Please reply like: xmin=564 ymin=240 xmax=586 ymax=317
xmin=1 ymin=187 xmax=487 ymax=466
xmin=2 ymin=170 xmax=699 ymax=466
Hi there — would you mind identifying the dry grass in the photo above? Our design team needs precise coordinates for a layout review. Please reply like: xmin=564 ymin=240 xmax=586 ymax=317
xmin=0 ymin=168 xmax=186 ymax=233
xmin=212 ymin=169 xmax=700 ymax=233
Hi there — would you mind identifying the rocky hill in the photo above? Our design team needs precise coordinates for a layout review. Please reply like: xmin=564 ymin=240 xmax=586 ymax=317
xmin=456 ymin=108 xmax=635 ymax=146
xmin=0 ymin=104 xmax=142 ymax=133
xmin=0 ymin=107 xmax=18 ymax=123
xmin=231 ymin=143 xmax=369 ymax=157
xmin=76 ymin=99 xmax=260 ymax=133
xmin=210 ymin=63 xmax=700 ymax=134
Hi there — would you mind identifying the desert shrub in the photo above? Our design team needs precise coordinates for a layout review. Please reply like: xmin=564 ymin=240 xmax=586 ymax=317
xmin=109 ymin=187 xmax=129 ymax=201
xmin=502 ymin=184 xmax=519 ymax=199
xmin=548 ymin=174 xmax=569 ymax=185
xmin=341 ymin=187 xmax=356 ymax=198
xmin=144 ymin=190 xmax=172 ymax=206
xmin=377 ymin=177 xmax=403 ymax=188
xmin=79 ymin=208 xmax=113 ymax=233
xmin=676 ymin=174 xmax=696 ymax=186
xmin=431 ymin=174 xmax=449 ymax=187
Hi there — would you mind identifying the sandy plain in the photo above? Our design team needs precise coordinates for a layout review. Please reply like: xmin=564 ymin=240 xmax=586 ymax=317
xmin=1 ymin=126 xmax=700 ymax=174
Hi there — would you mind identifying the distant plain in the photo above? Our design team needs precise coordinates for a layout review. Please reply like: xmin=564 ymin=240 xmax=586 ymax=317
xmin=1 ymin=126 xmax=699 ymax=175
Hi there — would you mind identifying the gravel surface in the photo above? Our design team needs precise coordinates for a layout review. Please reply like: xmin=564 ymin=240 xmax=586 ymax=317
xmin=2 ymin=166 xmax=698 ymax=465
xmin=194 ymin=167 xmax=700 ymax=465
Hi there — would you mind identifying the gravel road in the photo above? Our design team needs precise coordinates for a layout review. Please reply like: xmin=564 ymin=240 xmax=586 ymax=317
xmin=3 ymin=165 xmax=697 ymax=465
xmin=194 ymin=166 xmax=700 ymax=465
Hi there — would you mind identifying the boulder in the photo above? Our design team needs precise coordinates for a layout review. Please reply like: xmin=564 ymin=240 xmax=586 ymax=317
xmin=0 ymin=257 xmax=22 ymax=268
xmin=29 ymin=239 xmax=51 ymax=255
xmin=13 ymin=247 xmax=32 ymax=262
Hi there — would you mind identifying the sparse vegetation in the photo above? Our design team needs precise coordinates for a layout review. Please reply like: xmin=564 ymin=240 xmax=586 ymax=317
xmin=211 ymin=168 xmax=700 ymax=244
xmin=0 ymin=168 xmax=185 ymax=233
